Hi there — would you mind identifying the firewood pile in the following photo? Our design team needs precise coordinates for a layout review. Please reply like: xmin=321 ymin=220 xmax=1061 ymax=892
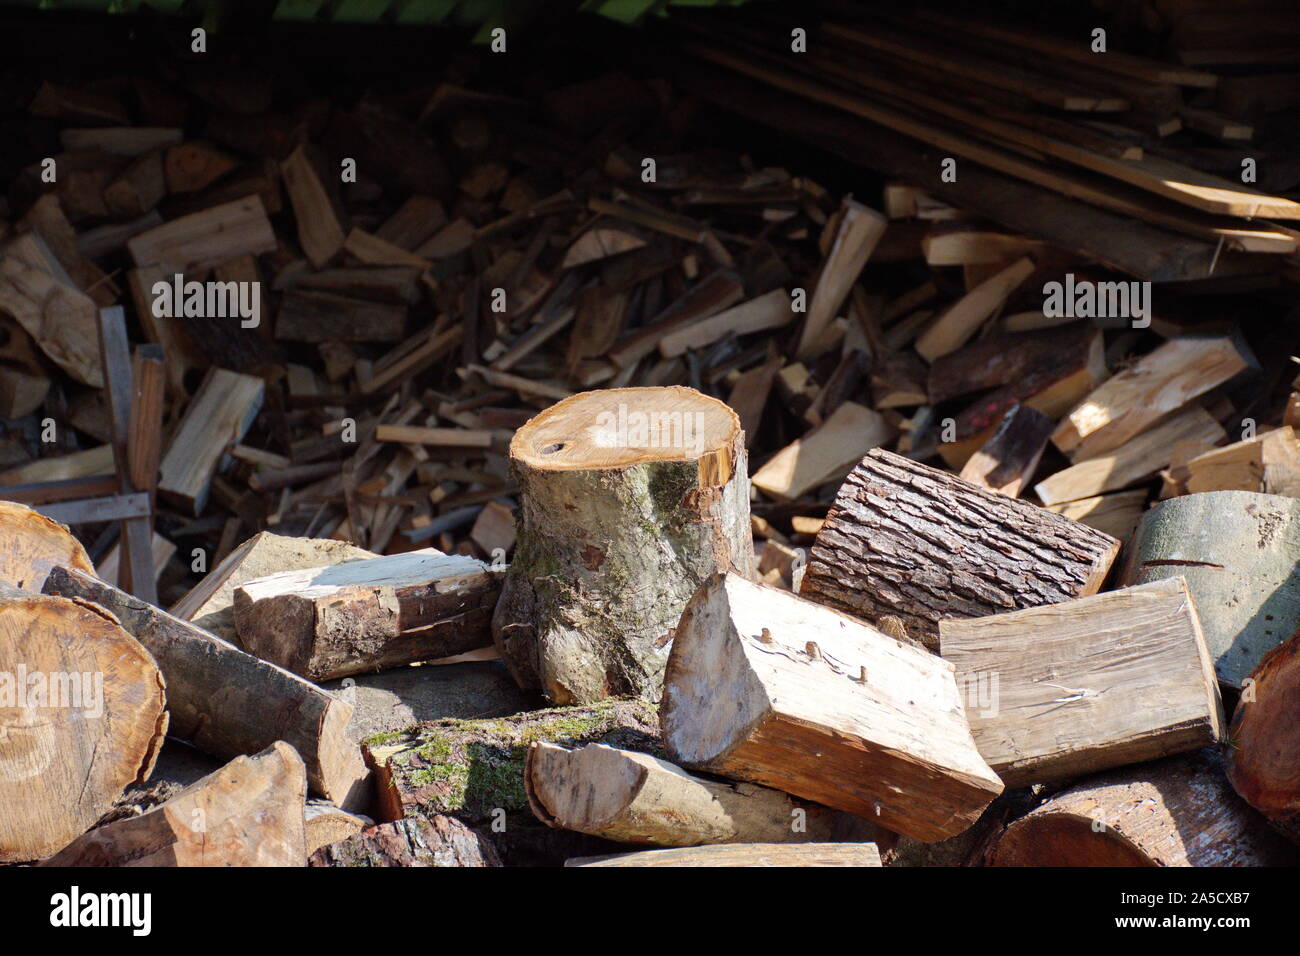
xmin=1 ymin=4 xmax=1299 ymax=867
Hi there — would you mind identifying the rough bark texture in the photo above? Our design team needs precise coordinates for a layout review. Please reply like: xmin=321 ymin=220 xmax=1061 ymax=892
xmin=985 ymin=749 xmax=1299 ymax=866
xmin=0 ymin=590 xmax=167 ymax=863
xmin=661 ymin=573 xmax=1004 ymax=842
xmin=492 ymin=387 xmax=755 ymax=704
xmin=567 ymin=842 xmax=882 ymax=867
xmin=1227 ymin=633 xmax=1300 ymax=840
xmin=0 ymin=500 xmax=94 ymax=592
xmin=939 ymin=578 xmax=1224 ymax=787
xmin=309 ymin=815 xmax=500 ymax=867
xmin=1118 ymin=490 xmax=1300 ymax=688
xmin=801 ymin=449 xmax=1120 ymax=650
xmin=365 ymin=698 xmax=660 ymax=866
xmin=44 ymin=566 xmax=370 ymax=811
xmin=43 ymin=742 xmax=308 ymax=867
xmin=525 ymin=742 xmax=869 ymax=847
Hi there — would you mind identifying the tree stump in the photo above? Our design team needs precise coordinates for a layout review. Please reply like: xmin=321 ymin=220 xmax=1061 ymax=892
xmin=1227 ymin=633 xmax=1300 ymax=841
xmin=1118 ymin=490 xmax=1300 ymax=688
xmin=492 ymin=386 xmax=755 ymax=704
xmin=0 ymin=590 xmax=167 ymax=862
xmin=986 ymin=750 xmax=1298 ymax=866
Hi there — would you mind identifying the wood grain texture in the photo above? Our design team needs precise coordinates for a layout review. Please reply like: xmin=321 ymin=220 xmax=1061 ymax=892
xmin=662 ymin=573 xmax=1003 ymax=842
xmin=801 ymin=449 xmax=1119 ymax=649
xmin=940 ymin=578 xmax=1223 ymax=786
xmin=1228 ymin=633 xmax=1300 ymax=840
xmin=567 ymin=842 xmax=881 ymax=867
xmin=0 ymin=501 xmax=94 ymax=591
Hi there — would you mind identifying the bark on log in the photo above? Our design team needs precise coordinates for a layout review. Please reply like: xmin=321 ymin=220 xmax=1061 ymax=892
xmin=169 ymin=530 xmax=376 ymax=645
xmin=985 ymin=750 xmax=1298 ymax=866
xmin=309 ymin=816 xmax=500 ymax=867
xmin=661 ymin=573 xmax=1004 ymax=842
xmin=567 ymin=842 xmax=881 ymax=867
xmin=492 ymin=386 xmax=755 ymax=704
xmin=1118 ymin=490 xmax=1300 ymax=688
xmin=801 ymin=449 xmax=1120 ymax=650
xmin=0 ymin=500 xmax=94 ymax=591
xmin=525 ymin=742 xmax=867 ymax=847
xmin=1227 ymin=633 xmax=1300 ymax=840
xmin=0 ymin=590 xmax=167 ymax=862
xmin=42 ymin=741 xmax=308 ymax=867
xmin=940 ymin=578 xmax=1224 ymax=786
xmin=233 ymin=549 xmax=501 ymax=681
xmin=43 ymin=567 xmax=370 ymax=811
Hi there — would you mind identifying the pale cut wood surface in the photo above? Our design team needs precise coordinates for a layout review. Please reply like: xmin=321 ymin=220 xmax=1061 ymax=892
xmin=914 ymin=256 xmax=1035 ymax=361
xmin=1042 ymin=489 xmax=1148 ymax=540
xmin=1185 ymin=426 xmax=1300 ymax=496
xmin=0 ymin=590 xmax=167 ymax=862
xmin=126 ymin=195 xmax=276 ymax=273
xmin=662 ymin=573 xmax=1003 ymax=842
xmin=750 ymin=400 xmax=893 ymax=500
xmin=659 ymin=288 xmax=793 ymax=358
xmin=1228 ymin=635 xmax=1300 ymax=840
xmin=796 ymin=198 xmax=887 ymax=359
xmin=526 ymin=742 xmax=860 ymax=847
xmin=567 ymin=842 xmax=882 ymax=867
xmin=1051 ymin=335 xmax=1252 ymax=460
xmin=44 ymin=742 xmax=308 ymax=867
xmin=940 ymin=578 xmax=1223 ymax=787
xmin=281 ymin=144 xmax=346 ymax=267
xmin=0 ymin=501 xmax=94 ymax=591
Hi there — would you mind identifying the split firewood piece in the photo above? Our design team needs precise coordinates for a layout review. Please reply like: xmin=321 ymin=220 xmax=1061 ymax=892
xmin=305 ymin=800 xmax=373 ymax=855
xmin=158 ymin=367 xmax=265 ymax=515
xmin=958 ymin=404 xmax=1053 ymax=498
xmin=492 ymin=387 xmax=755 ymax=704
xmin=921 ymin=228 xmax=1046 ymax=265
xmin=309 ymin=816 xmax=500 ymax=867
xmin=233 ymin=549 xmax=503 ymax=681
xmin=0 ymin=501 xmax=94 ymax=591
xmin=795 ymin=198 xmax=887 ymax=360
xmin=1184 ymin=425 xmax=1300 ymax=496
xmin=1042 ymin=490 xmax=1148 ymax=541
xmin=126 ymin=195 xmax=276 ymax=273
xmin=985 ymin=750 xmax=1298 ymax=866
xmin=661 ymin=574 xmax=1003 ymax=842
xmin=561 ymin=222 xmax=647 ymax=269
xmin=0 ymin=233 xmax=103 ymax=386
xmin=914 ymin=256 xmax=1035 ymax=362
xmin=42 ymin=742 xmax=308 ymax=867
xmin=525 ymin=743 xmax=864 ymax=847
xmin=1228 ymin=634 xmax=1300 ymax=841
xmin=1034 ymin=405 xmax=1226 ymax=506
xmin=940 ymin=578 xmax=1223 ymax=787
xmin=170 ymin=531 xmax=376 ymax=644
xmin=103 ymin=148 xmax=167 ymax=218
xmin=658 ymin=288 xmax=793 ymax=358
xmin=801 ymin=450 xmax=1120 ymax=650
xmin=164 ymin=140 xmax=238 ymax=194
xmin=567 ymin=843 xmax=882 ymax=867
xmin=59 ymin=126 xmax=180 ymax=155
xmin=1118 ymin=491 xmax=1300 ymax=688
xmin=1052 ymin=334 xmax=1255 ymax=460
xmin=43 ymin=567 xmax=370 ymax=811
xmin=750 ymin=401 xmax=893 ymax=501
xmin=280 ymin=144 xmax=346 ymax=267
xmin=0 ymin=590 xmax=167 ymax=863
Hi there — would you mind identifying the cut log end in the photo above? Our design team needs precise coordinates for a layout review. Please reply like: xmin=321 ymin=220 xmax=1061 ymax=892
xmin=1228 ymin=633 xmax=1300 ymax=839
xmin=0 ymin=501 xmax=95 ymax=592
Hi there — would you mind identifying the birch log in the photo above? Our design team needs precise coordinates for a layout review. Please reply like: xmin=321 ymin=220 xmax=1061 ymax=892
xmin=661 ymin=573 xmax=1003 ymax=842
xmin=801 ymin=449 xmax=1120 ymax=650
xmin=986 ymin=750 xmax=1298 ymax=866
xmin=492 ymin=386 xmax=754 ymax=704
xmin=525 ymin=742 xmax=864 ymax=846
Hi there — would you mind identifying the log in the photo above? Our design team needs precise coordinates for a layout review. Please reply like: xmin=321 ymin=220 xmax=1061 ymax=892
xmin=0 ymin=500 xmax=94 ymax=591
xmin=939 ymin=578 xmax=1224 ymax=787
xmin=567 ymin=842 xmax=882 ymax=867
xmin=661 ymin=573 xmax=1004 ymax=842
xmin=233 ymin=549 xmax=503 ymax=681
xmin=801 ymin=449 xmax=1120 ymax=649
xmin=43 ymin=567 xmax=370 ymax=811
xmin=1052 ymin=334 xmax=1254 ymax=461
xmin=309 ymin=816 xmax=500 ymax=867
xmin=0 ymin=590 xmax=167 ymax=862
xmin=525 ymin=742 xmax=864 ymax=847
xmin=1228 ymin=633 xmax=1300 ymax=841
xmin=170 ymin=531 xmax=376 ymax=644
xmin=304 ymin=800 xmax=373 ymax=855
xmin=1184 ymin=426 xmax=1300 ymax=496
xmin=157 ymin=367 xmax=265 ymax=515
xmin=985 ymin=750 xmax=1298 ymax=866
xmin=1118 ymin=491 xmax=1300 ymax=688
xmin=491 ymin=387 xmax=755 ymax=704
xmin=42 ymin=742 xmax=308 ymax=867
